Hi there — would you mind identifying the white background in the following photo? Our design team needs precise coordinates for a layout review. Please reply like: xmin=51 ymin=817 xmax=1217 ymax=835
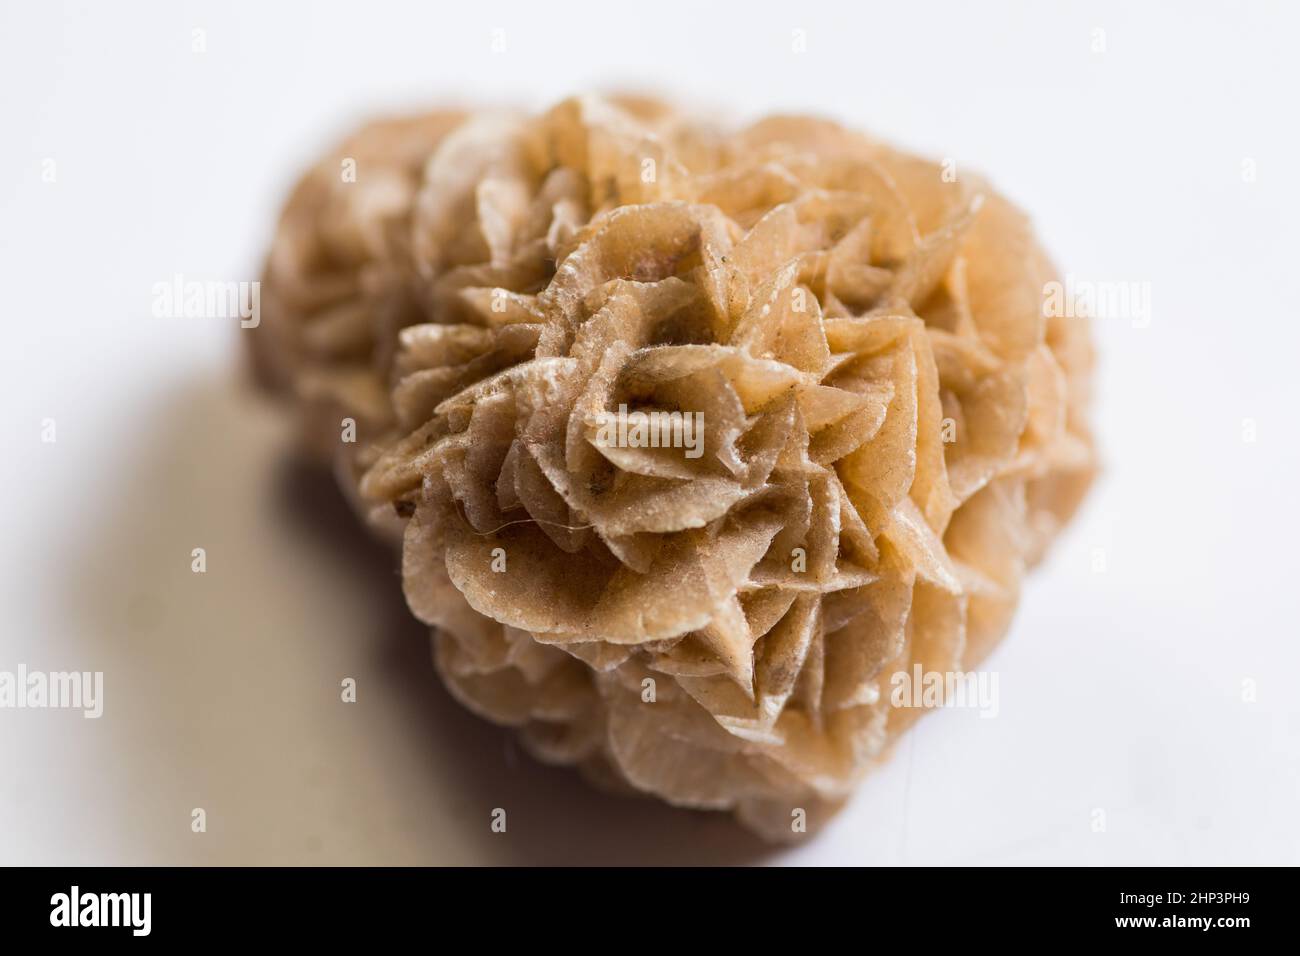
xmin=1 ymin=0 xmax=1297 ymax=865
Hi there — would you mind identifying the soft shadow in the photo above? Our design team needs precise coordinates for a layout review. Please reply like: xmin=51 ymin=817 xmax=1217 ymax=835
xmin=69 ymin=374 xmax=771 ymax=865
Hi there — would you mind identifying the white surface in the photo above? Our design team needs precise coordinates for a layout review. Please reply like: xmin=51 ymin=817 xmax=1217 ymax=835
xmin=1 ymin=0 xmax=1297 ymax=865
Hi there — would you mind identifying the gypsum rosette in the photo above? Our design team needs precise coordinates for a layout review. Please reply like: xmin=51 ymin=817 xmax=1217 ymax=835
xmin=251 ymin=95 xmax=1096 ymax=842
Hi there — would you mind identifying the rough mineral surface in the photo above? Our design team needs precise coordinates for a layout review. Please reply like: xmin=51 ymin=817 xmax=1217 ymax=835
xmin=252 ymin=95 xmax=1096 ymax=841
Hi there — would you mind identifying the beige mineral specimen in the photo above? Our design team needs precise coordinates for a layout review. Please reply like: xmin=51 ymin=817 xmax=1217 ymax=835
xmin=252 ymin=95 xmax=1096 ymax=841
